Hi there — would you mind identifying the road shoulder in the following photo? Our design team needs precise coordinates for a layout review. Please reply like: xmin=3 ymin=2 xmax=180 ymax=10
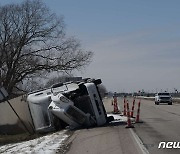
xmin=64 ymin=122 xmax=146 ymax=154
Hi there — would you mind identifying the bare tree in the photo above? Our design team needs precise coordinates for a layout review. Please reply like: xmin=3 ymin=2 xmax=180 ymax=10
xmin=0 ymin=0 xmax=93 ymax=95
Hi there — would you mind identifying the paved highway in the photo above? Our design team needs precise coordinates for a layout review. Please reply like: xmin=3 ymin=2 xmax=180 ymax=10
xmin=64 ymin=98 xmax=145 ymax=154
xmin=64 ymin=97 xmax=180 ymax=154
xmin=117 ymin=97 xmax=180 ymax=154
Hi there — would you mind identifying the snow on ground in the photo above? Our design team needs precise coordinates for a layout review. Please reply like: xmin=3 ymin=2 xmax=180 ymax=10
xmin=107 ymin=113 xmax=127 ymax=122
xmin=0 ymin=130 xmax=69 ymax=154
xmin=107 ymin=113 xmax=135 ymax=123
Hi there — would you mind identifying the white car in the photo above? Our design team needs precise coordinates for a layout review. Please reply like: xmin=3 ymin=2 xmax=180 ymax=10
xmin=155 ymin=92 xmax=172 ymax=105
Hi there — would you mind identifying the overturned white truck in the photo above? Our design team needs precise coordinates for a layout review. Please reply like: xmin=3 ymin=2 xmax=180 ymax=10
xmin=27 ymin=78 xmax=113 ymax=133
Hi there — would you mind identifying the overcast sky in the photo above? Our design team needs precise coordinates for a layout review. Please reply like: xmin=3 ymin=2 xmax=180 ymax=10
xmin=1 ymin=0 xmax=180 ymax=93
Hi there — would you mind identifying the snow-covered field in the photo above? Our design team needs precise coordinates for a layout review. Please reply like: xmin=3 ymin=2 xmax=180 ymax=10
xmin=0 ymin=130 xmax=69 ymax=154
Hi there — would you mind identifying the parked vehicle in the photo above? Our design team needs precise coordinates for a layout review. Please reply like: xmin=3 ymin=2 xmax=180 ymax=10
xmin=27 ymin=78 xmax=113 ymax=133
xmin=155 ymin=92 xmax=172 ymax=105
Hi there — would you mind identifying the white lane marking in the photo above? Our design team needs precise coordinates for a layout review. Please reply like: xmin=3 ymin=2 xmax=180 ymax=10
xmin=130 ymin=129 xmax=149 ymax=154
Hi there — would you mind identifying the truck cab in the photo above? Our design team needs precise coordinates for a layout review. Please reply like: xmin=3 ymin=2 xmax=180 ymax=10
xmin=27 ymin=78 xmax=113 ymax=133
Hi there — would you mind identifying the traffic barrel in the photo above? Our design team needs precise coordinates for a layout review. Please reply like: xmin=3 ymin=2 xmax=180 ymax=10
xmin=130 ymin=98 xmax=135 ymax=118
xmin=126 ymin=101 xmax=134 ymax=128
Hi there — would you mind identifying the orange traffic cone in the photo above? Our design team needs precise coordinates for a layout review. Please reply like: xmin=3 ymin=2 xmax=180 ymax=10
xmin=123 ymin=98 xmax=127 ymax=116
xmin=136 ymin=99 xmax=142 ymax=123
xmin=131 ymin=98 xmax=135 ymax=118
xmin=113 ymin=96 xmax=120 ymax=114
xmin=126 ymin=101 xmax=134 ymax=128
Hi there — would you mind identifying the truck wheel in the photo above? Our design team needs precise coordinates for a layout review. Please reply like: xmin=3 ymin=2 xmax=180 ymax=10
xmin=168 ymin=102 xmax=172 ymax=105
xmin=156 ymin=102 xmax=159 ymax=105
